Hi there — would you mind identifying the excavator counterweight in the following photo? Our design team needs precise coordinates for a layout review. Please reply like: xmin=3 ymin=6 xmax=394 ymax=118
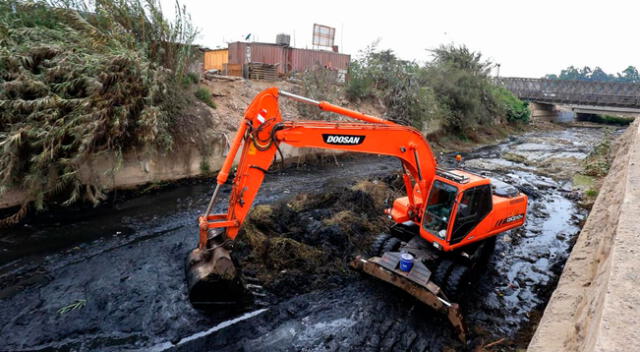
xmin=185 ymin=88 xmax=528 ymax=341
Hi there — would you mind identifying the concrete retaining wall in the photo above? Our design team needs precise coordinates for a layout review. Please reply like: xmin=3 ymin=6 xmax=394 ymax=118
xmin=0 ymin=136 xmax=339 ymax=210
xmin=528 ymin=120 xmax=640 ymax=351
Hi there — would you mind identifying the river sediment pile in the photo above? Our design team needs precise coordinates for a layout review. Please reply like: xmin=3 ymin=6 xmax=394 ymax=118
xmin=234 ymin=177 xmax=401 ymax=299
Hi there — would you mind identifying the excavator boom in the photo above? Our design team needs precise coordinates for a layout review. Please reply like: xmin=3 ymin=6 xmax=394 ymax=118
xmin=198 ymin=88 xmax=437 ymax=244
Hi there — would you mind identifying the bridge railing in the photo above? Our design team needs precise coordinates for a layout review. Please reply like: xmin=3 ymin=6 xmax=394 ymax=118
xmin=498 ymin=77 xmax=640 ymax=108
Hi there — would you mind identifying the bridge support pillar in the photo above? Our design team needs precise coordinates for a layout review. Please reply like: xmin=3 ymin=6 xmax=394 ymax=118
xmin=529 ymin=102 xmax=575 ymax=123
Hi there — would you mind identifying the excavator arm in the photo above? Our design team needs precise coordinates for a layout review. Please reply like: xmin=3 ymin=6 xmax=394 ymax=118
xmin=186 ymin=88 xmax=471 ymax=341
xmin=198 ymin=88 xmax=437 ymax=246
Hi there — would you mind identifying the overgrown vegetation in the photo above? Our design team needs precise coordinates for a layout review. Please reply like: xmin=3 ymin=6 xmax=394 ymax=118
xmin=194 ymin=86 xmax=216 ymax=108
xmin=182 ymin=71 xmax=199 ymax=87
xmin=583 ymin=139 xmax=611 ymax=178
xmin=577 ymin=113 xmax=634 ymax=126
xmin=491 ymin=86 xmax=530 ymax=124
xmin=574 ymin=134 xmax=614 ymax=208
xmin=296 ymin=68 xmax=342 ymax=119
xmin=346 ymin=43 xmax=530 ymax=134
xmin=346 ymin=43 xmax=440 ymax=127
xmin=0 ymin=0 xmax=198 ymax=225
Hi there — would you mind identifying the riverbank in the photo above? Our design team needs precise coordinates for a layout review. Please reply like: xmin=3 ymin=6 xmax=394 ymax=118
xmin=528 ymin=119 xmax=640 ymax=352
xmin=1 ymin=77 xmax=536 ymax=217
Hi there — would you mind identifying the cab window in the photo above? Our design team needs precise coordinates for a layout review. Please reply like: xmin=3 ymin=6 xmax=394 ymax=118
xmin=450 ymin=185 xmax=493 ymax=244
xmin=423 ymin=181 xmax=458 ymax=239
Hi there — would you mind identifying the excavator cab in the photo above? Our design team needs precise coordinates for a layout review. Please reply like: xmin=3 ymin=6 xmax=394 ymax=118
xmin=422 ymin=180 xmax=458 ymax=239
xmin=388 ymin=168 xmax=526 ymax=252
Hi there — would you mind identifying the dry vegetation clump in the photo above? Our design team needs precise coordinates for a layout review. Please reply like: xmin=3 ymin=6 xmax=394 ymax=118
xmin=233 ymin=177 xmax=403 ymax=298
xmin=0 ymin=0 xmax=197 ymax=224
xmin=582 ymin=138 xmax=612 ymax=178
xmin=574 ymin=132 xmax=615 ymax=208
xmin=295 ymin=68 xmax=344 ymax=119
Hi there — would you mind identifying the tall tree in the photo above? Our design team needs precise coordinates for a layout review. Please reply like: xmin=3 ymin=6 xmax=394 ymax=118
xmin=619 ymin=66 xmax=640 ymax=83
xmin=547 ymin=65 xmax=639 ymax=83
xmin=590 ymin=67 xmax=612 ymax=81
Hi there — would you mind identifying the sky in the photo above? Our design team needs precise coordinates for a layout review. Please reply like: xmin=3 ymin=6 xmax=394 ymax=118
xmin=162 ymin=0 xmax=639 ymax=78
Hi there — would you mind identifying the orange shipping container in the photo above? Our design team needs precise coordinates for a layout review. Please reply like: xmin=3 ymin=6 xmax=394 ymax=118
xmin=204 ymin=49 xmax=229 ymax=71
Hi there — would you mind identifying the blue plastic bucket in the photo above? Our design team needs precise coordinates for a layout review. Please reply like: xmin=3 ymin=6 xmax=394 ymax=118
xmin=399 ymin=253 xmax=414 ymax=272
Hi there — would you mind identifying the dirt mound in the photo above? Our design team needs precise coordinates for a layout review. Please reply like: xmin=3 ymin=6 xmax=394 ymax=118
xmin=233 ymin=178 xmax=401 ymax=299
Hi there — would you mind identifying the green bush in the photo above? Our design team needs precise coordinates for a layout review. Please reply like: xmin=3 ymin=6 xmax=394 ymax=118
xmin=577 ymin=113 xmax=633 ymax=125
xmin=345 ymin=61 xmax=373 ymax=101
xmin=345 ymin=45 xmax=440 ymax=128
xmin=345 ymin=43 xmax=525 ymax=134
xmin=422 ymin=45 xmax=504 ymax=133
xmin=194 ymin=86 xmax=216 ymax=108
xmin=182 ymin=72 xmax=199 ymax=86
xmin=492 ymin=86 xmax=530 ymax=124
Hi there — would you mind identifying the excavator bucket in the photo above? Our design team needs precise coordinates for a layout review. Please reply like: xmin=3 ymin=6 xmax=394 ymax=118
xmin=185 ymin=229 xmax=245 ymax=308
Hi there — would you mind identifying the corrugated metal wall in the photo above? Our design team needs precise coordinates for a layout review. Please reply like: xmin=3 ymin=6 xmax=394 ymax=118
xmin=203 ymin=49 xmax=228 ymax=71
xmin=227 ymin=42 xmax=245 ymax=64
xmin=289 ymin=48 xmax=350 ymax=72
xmin=251 ymin=45 xmax=287 ymax=74
xmin=226 ymin=42 xmax=351 ymax=76
xmin=228 ymin=42 xmax=287 ymax=74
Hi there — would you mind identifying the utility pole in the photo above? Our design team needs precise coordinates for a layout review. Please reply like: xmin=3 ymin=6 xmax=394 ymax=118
xmin=340 ymin=23 xmax=344 ymax=52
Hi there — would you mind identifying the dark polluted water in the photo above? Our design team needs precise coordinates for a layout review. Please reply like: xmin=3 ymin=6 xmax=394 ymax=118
xmin=0 ymin=127 xmax=607 ymax=351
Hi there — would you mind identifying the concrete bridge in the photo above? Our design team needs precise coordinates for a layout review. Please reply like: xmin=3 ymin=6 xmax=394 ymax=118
xmin=499 ymin=77 xmax=640 ymax=116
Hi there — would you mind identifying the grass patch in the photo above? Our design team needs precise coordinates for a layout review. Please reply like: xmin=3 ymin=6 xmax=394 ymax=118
xmin=599 ymin=115 xmax=634 ymax=125
xmin=194 ymin=86 xmax=216 ymax=108
xmin=58 ymin=299 xmax=86 ymax=315
xmin=182 ymin=72 xmax=199 ymax=87
xmin=199 ymin=159 xmax=211 ymax=174
xmin=583 ymin=139 xmax=611 ymax=177
xmin=572 ymin=174 xmax=595 ymax=189
xmin=574 ymin=133 xmax=614 ymax=208
xmin=503 ymin=152 xmax=529 ymax=165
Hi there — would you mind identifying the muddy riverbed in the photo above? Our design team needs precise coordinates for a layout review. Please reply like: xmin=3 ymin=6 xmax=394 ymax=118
xmin=0 ymin=126 xmax=616 ymax=351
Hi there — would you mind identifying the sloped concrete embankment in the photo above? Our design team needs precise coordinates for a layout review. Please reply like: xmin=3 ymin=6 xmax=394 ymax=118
xmin=528 ymin=120 xmax=640 ymax=352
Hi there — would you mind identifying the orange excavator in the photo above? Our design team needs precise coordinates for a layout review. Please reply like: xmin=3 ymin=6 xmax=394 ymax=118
xmin=186 ymin=88 xmax=528 ymax=341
